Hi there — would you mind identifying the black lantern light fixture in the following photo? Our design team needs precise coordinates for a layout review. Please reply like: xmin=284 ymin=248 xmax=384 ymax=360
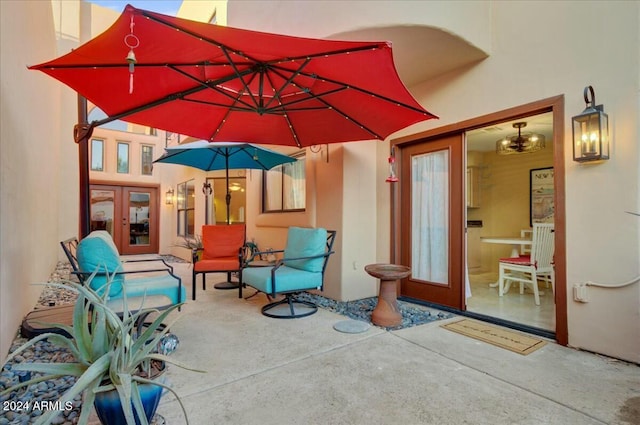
xmin=572 ymin=85 xmax=609 ymax=162
xmin=165 ymin=187 xmax=174 ymax=205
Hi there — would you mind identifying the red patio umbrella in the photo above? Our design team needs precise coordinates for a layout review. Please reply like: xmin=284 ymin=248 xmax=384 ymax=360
xmin=30 ymin=4 xmax=435 ymax=147
xmin=29 ymin=4 xmax=437 ymax=235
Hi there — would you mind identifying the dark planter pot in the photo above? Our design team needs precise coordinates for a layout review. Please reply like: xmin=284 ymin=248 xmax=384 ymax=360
xmin=93 ymin=363 xmax=165 ymax=425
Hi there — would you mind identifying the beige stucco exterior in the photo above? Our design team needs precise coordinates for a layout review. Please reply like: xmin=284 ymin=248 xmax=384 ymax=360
xmin=1 ymin=0 xmax=638 ymax=364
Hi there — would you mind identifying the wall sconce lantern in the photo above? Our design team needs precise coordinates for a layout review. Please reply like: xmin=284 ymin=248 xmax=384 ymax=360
xmin=165 ymin=188 xmax=174 ymax=205
xmin=572 ymin=85 xmax=609 ymax=163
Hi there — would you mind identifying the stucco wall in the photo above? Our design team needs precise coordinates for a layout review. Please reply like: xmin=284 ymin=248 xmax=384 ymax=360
xmin=408 ymin=1 xmax=639 ymax=363
xmin=227 ymin=1 xmax=640 ymax=362
xmin=0 ymin=0 xmax=62 ymax=358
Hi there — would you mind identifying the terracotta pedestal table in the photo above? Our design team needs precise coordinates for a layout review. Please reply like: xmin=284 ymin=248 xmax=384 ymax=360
xmin=365 ymin=264 xmax=411 ymax=327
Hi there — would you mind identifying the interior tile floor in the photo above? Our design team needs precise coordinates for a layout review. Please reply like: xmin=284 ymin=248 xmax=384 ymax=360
xmin=97 ymin=262 xmax=640 ymax=425
xmin=467 ymin=271 xmax=555 ymax=331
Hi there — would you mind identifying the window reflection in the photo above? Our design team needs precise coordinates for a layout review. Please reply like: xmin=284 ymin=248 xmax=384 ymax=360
xmin=177 ymin=180 xmax=195 ymax=237
xmin=263 ymin=154 xmax=305 ymax=212
xmin=91 ymin=139 xmax=104 ymax=171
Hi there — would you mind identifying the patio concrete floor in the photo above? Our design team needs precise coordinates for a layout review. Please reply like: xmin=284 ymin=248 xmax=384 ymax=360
xmin=151 ymin=263 xmax=639 ymax=425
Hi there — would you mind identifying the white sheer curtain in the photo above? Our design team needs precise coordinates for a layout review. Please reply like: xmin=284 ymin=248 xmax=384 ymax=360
xmin=412 ymin=150 xmax=449 ymax=284
xmin=284 ymin=157 xmax=305 ymax=210
xmin=265 ymin=167 xmax=283 ymax=211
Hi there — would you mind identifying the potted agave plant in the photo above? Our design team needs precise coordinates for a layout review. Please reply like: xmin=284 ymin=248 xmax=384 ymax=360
xmin=0 ymin=275 xmax=203 ymax=425
xmin=174 ymin=235 xmax=204 ymax=262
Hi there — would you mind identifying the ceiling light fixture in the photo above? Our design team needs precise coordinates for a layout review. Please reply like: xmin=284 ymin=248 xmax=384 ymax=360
xmin=496 ymin=122 xmax=545 ymax=155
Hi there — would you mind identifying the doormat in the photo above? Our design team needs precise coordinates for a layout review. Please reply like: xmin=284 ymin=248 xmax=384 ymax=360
xmin=441 ymin=319 xmax=546 ymax=355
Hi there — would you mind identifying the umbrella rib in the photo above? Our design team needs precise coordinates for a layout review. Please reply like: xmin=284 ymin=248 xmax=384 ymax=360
xmin=89 ymin=67 xmax=258 ymax=127
xmin=139 ymin=9 xmax=389 ymax=71
xmin=264 ymin=43 xmax=390 ymax=65
xmin=219 ymin=47 xmax=261 ymax=112
xmin=167 ymin=64 xmax=259 ymax=112
xmin=205 ymin=148 xmax=223 ymax=171
xmin=231 ymin=147 xmax=270 ymax=170
xmin=90 ymin=84 xmax=209 ymax=127
xmin=314 ymin=97 xmax=383 ymax=140
xmin=270 ymin=64 xmax=432 ymax=116
xmin=140 ymin=10 xmax=267 ymax=67
xmin=266 ymin=84 xmax=303 ymax=148
xmin=261 ymin=59 xmax=311 ymax=111
xmin=30 ymin=62 xmax=252 ymax=70
xmin=264 ymin=67 xmax=384 ymax=140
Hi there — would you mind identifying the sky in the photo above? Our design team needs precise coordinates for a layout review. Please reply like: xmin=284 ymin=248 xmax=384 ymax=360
xmin=88 ymin=0 xmax=182 ymax=16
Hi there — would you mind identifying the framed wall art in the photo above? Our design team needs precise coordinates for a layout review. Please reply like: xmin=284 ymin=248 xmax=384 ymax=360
xmin=530 ymin=167 xmax=554 ymax=226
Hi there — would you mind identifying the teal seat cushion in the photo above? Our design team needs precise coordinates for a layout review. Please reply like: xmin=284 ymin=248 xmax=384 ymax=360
xmin=122 ymin=274 xmax=186 ymax=305
xmin=90 ymin=230 xmax=119 ymax=253
xmin=77 ymin=234 xmax=124 ymax=297
xmin=283 ymin=227 xmax=327 ymax=272
xmin=243 ymin=266 xmax=322 ymax=294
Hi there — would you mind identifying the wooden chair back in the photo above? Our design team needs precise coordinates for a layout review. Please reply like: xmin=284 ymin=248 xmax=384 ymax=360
xmin=531 ymin=223 xmax=554 ymax=270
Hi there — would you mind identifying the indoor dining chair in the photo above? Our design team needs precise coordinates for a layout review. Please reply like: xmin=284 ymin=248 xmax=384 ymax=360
xmin=498 ymin=223 xmax=554 ymax=305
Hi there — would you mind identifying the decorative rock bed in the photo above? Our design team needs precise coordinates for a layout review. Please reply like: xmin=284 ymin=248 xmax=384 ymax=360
xmin=1 ymin=262 xmax=81 ymax=425
xmin=293 ymin=292 xmax=453 ymax=330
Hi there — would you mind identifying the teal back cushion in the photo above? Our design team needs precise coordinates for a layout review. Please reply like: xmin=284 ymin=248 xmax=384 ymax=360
xmin=77 ymin=235 xmax=124 ymax=297
xmin=284 ymin=227 xmax=327 ymax=272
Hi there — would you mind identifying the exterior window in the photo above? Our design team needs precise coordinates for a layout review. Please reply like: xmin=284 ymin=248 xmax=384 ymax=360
xmin=141 ymin=145 xmax=154 ymax=176
xmin=91 ymin=139 xmax=104 ymax=171
xmin=177 ymin=180 xmax=195 ymax=238
xmin=165 ymin=132 xmax=181 ymax=147
xmin=117 ymin=142 xmax=129 ymax=174
xmin=263 ymin=153 xmax=305 ymax=212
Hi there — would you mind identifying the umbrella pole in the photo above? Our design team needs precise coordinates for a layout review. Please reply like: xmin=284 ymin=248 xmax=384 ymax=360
xmin=214 ymin=153 xmax=239 ymax=290
xmin=75 ymin=95 xmax=92 ymax=239
xmin=225 ymin=157 xmax=231 ymax=225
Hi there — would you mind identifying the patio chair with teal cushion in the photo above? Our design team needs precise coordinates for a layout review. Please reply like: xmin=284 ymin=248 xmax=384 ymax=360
xmin=242 ymin=227 xmax=336 ymax=318
xmin=71 ymin=231 xmax=186 ymax=313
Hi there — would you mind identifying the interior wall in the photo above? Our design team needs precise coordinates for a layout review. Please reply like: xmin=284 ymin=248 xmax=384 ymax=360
xmin=0 ymin=1 xmax=61 ymax=358
xmin=468 ymin=148 xmax=554 ymax=273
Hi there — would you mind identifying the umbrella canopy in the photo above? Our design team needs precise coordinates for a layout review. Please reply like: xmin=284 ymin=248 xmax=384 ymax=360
xmin=154 ymin=141 xmax=296 ymax=224
xmin=154 ymin=141 xmax=296 ymax=171
xmin=30 ymin=4 xmax=437 ymax=148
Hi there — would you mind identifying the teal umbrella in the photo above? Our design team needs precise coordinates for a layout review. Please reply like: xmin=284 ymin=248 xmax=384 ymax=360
xmin=154 ymin=141 xmax=296 ymax=224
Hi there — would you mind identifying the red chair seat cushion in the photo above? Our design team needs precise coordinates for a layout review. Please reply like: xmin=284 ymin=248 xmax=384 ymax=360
xmin=499 ymin=255 xmax=535 ymax=266
xmin=194 ymin=257 xmax=239 ymax=272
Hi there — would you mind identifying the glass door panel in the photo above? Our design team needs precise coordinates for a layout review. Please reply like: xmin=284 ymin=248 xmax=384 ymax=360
xmin=90 ymin=184 xmax=159 ymax=255
xmin=128 ymin=191 xmax=150 ymax=247
xmin=411 ymin=150 xmax=449 ymax=285
xmin=122 ymin=187 xmax=157 ymax=255
xmin=399 ymin=134 xmax=464 ymax=310
xmin=91 ymin=189 xmax=116 ymax=238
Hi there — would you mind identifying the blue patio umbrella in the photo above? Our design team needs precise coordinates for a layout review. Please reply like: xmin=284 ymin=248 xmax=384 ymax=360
xmin=154 ymin=140 xmax=296 ymax=224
